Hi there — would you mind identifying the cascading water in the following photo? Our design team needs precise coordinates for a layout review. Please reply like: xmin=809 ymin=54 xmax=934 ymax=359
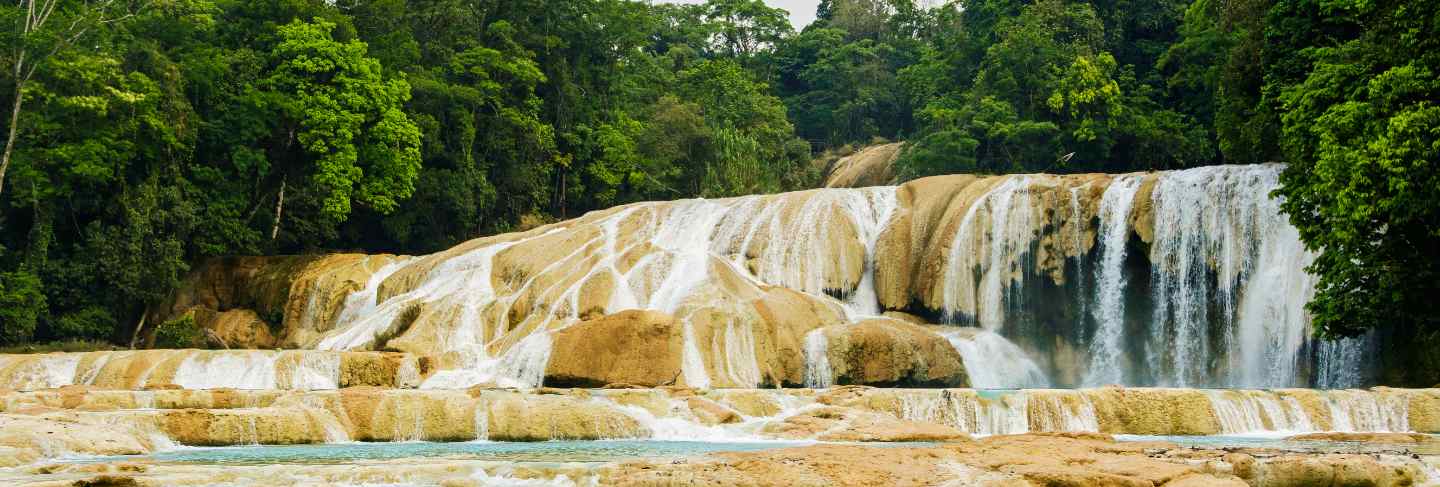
xmin=1145 ymin=165 xmax=1321 ymax=387
xmin=172 ymin=351 xmax=279 ymax=390
xmin=896 ymin=389 xmax=1103 ymax=435
xmin=803 ymin=329 xmax=834 ymax=388
xmin=939 ymin=328 xmax=1048 ymax=389
xmin=1082 ymin=175 xmax=1143 ymax=386
xmin=165 ymin=163 xmax=1369 ymax=391
xmin=941 ymin=177 xmax=1036 ymax=329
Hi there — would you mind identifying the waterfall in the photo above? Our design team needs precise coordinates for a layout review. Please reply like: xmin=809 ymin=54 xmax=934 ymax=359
xmin=803 ymin=329 xmax=834 ymax=388
xmin=421 ymin=331 xmax=553 ymax=389
xmin=1068 ymin=187 xmax=1088 ymax=328
xmin=172 ymin=351 xmax=278 ymax=390
xmin=897 ymin=389 xmax=1098 ymax=436
xmin=1082 ymin=175 xmax=1143 ymax=386
xmin=1317 ymin=332 xmax=1375 ymax=389
xmin=941 ymin=177 xmax=1036 ymax=329
xmin=158 ymin=163 xmax=1370 ymax=391
xmin=1206 ymin=390 xmax=1313 ymax=434
xmin=680 ymin=317 xmax=711 ymax=389
xmin=1144 ymin=165 xmax=1351 ymax=388
xmin=1029 ymin=391 xmax=1099 ymax=432
xmin=717 ymin=319 xmax=762 ymax=387
xmin=1324 ymin=389 xmax=1409 ymax=432
xmin=939 ymin=327 xmax=1048 ymax=389
xmin=837 ymin=188 xmax=897 ymax=317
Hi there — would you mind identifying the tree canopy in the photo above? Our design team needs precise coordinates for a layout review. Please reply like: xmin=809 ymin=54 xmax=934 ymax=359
xmin=0 ymin=0 xmax=1435 ymax=355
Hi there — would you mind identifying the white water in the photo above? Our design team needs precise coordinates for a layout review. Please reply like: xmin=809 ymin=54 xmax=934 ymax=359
xmin=1206 ymin=389 xmax=1411 ymax=434
xmin=895 ymin=389 xmax=1099 ymax=436
xmin=941 ymin=177 xmax=1036 ymax=329
xmin=802 ymin=329 xmax=834 ymax=388
xmin=940 ymin=328 xmax=1048 ymax=389
xmin=173 ymin=351 xmax=279 ymax=390
xmin=6 ymin=165 xmax=1375 ymax=393
xmin=1206 ymin=390 xmax=1314 ymax=434
xmin=1325 ymin=389 xmax=1410 ymax=432
xmin=1082 ymin=175 xmax=1143 ymax=386
xmin=1145 ymin=165 xmax=1322 ymax=387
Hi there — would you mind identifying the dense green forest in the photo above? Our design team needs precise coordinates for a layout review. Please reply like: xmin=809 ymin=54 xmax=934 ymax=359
xmin=0 ymin=0 xmax=1435 ymax=347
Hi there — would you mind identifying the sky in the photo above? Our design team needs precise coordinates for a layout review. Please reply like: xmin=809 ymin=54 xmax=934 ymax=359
xmin=662 ymin=0 xmax=823 ymax=29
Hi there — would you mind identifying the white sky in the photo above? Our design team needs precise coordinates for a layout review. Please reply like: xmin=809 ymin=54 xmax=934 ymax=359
xmin=660 ymin=0 xmax=823 ymax=29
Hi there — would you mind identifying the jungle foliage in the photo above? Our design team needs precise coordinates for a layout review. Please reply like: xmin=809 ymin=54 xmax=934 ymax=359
xmin=0 ymin=0 xmax=1434 ymax=344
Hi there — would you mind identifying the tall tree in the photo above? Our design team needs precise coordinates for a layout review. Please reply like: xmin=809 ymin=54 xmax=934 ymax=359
xmin=1 ymin=0 xmax=142 ymax=196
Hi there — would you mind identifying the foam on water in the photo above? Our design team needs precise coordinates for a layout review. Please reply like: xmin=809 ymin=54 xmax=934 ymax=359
xmin=939 ymin=328 xmax=1048 ymax=389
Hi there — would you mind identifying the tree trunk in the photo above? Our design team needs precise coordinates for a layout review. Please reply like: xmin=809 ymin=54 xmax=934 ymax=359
xmin=0 ymin=79 xmax=23 ymax=197
xmin=129 ymin=309 xmax=148 ymax=350
xmin=271 ymin=175 xmax=286 ymax=240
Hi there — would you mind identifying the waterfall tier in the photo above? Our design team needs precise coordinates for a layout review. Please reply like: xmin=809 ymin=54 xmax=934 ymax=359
xmin=3 ymin=386 xmax=1437 ymax=446
xmin=147 ymin=164 xmax=1374 ymax=389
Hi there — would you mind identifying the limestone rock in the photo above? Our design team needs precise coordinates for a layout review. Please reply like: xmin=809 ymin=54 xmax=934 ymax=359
xmin=544 ymin=310 xmax=682 ymax=388
xmin=760 ymin=405 xmax=970 ymax=442
xmin=822 ymin=142 xmax=901 ymax=188
xmin=484 ymin=391 xmax=648 ymax=441
xmin=206 ymin=309 xmax=277 ymax=349
xmin=817 ymin=319 xmax=968 ymax=387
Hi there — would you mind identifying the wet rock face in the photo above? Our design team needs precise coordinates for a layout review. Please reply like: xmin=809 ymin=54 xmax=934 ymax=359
xmin=0 ymin=350 xmax=427 ymax=391
xmin=544 ymin=310 xmax=684 ymax=388
xmin=817 ymin=319 xmax=969 ymax=388
xmin=140 ymin=163 xmax=1378 ymax=390
xmin=822 ymin=142 xmax=902 ymax=188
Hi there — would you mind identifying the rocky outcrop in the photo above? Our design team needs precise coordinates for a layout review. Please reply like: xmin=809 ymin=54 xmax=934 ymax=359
xmin=139 ymin=164 xmax=1378 ymax=390
xmin=545 ymin=310 xmax=683 ymax=387
xmin=814 ymin=319 xmax=969 ymax=387
xmin=0 ymin=414 xmax=155 ymax=467
xmin=822 ymin=142 xmax=902 ymax=188
xmin=600 ymin=433 xmax=1432 ymax=487
xmin=760 ymin=406 xmax=971 ymax=442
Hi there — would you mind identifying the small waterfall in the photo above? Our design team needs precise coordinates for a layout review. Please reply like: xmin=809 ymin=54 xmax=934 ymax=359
xmin=1082 ymin=175 xmax=1143 ymax=386
xmin=1209 ymin=389 xmax=1319 ymax=435
xmin=1316 ymin=333 xmax=1374 ymax=389
xmin=681 ymin=318 xmax=711 ymax=389
xmin=1207 ymin=390 xmax=1286 ymax=434
xmin=1029 ymin=391 xmax=1099 ymax=432
xmin=803 ymin=329 xmax=834 ymax=388
xmin=837 ymin=188 xmax=897 ymax=317
xmin=941 ymin=177 xmax=1036 ymax=329
xmin=282 ymin=352 xmax=341 ymax=390
xmin=173 ymin=351 xmax=279 ymax=390
xmin=330 ymin=257 xmax=413 ymax=332
xmin=420 ymin=332 xmax=553 ymax=389
xmin=76 ymin=352 xmax=115 ymax=385
xmin=717 ymin=319 xmax=762 ymax=387
xmin=1324 ymin=389 xmax=1409 ymax=432
xmin=304 ymin=407 xmax=351 ymax=443
xmin=1205 ymin=389 xmax=1410 ymax=434
xmin=897 ymin=390 xmax=1030 ymax=435
xmin=1068 ymin=187 xmax=1088 ymax=327
xmin=2 ymin=354 xmax=82 ymax=390
xmin=939 ymin=328 xmax=1048 ymax=389
xmin=473 ymin=396 xmax=490 ymax=441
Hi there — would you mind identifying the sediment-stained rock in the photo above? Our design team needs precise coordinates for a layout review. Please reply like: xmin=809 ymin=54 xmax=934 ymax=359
xmin=0 ymin=414 xmax=155 ymax=467
xmin=822 ymin=142 xmax=902 ymax=188
xmin=815 ymin=319 xmax=968 ymax=387
xmin=760 ymin=405 xmax=971 ymax=442
xmin=0 ymin=350 xmax=427 ymax=391
xmin=545 ymin=310 xmax=683 ymax=388
xmin=484 ymin=390 xmax=648 ymax=441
